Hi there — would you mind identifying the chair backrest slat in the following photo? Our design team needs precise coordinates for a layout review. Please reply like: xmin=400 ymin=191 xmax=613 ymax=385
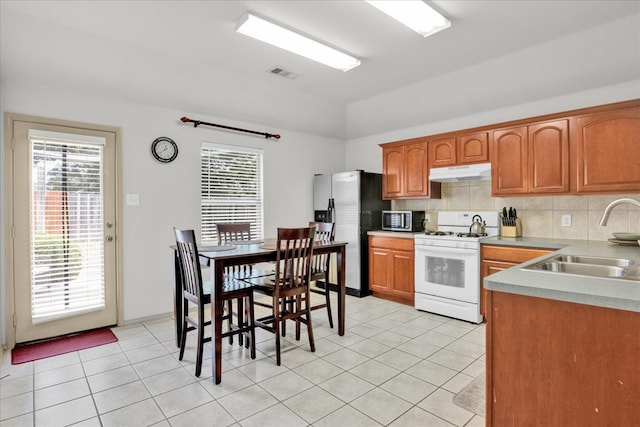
xmin=309 ymin=221 xmax=335 ymax=273
xmin=174 ymin=229 xmax=205 ymax=299
xmin=216 ymin=223 xmax=251 ymax=245
xmin=275 ymin=227 xmax=315 ymax=293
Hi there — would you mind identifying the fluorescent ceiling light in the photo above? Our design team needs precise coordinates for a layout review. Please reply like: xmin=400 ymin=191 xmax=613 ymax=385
xmin=367 ymin=1 xmax=451 ymax=37
xmin=235 ymin=12 xmax=361 ymax=72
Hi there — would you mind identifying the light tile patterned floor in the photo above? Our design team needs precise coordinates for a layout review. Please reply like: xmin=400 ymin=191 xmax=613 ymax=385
xmin=1 ymin=295 xmax=486 ymax=426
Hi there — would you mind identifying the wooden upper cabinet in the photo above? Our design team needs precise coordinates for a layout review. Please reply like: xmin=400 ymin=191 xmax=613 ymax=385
xmin=404 ymin=142 xmax=429 ymax=196
xmin=428 ymin=137 xmax=457 ymax=168
xmin=381 ymin=139 xmax=440 ymax=199
xmin=492 ymin=120 xmax=569 ymax=196
xmin=382 ymin=100 xmax=640 ymax=198
xmin=458 ymin=132 xmax=489 ymax=164
xmin=491 ymin=126 xmax=528 ymax=195
xmin=571 ymin=106 xmax=640 ymax=193
xmin=529 ymin=119 xmax=569 ymax=193
xmin=381 ymin=145 xmax=403 ymax=198
xmin=428 ymin=132 xmax=488 ymax=169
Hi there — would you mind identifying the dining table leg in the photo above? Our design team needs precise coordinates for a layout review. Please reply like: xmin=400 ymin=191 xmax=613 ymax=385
xmin=211 ymin=260 xmax=224 ymax=384
xmin=337 ymin=244 xmax=346 ymax=336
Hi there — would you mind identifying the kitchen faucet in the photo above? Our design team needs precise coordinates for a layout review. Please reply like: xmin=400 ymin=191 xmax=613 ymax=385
xmin=599 ymin=198 xmax=640 ymax=226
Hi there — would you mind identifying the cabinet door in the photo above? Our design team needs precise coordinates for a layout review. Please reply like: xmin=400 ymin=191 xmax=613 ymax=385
xmin=458 ymin=132 xmax=489 ymax=164
xmin=404 ymin=142 xmax=430 ymax=197
xmin=369 ymin=248 xmax=392 ymax=292
xmin=382 ymin=146 xmax=404 ymax=198
xmin=391 ymin=251 xmax=414 ymax=299
xmin=480 ymin=260 xmax=514 ymax=319
xmin=572 ymin=107 xmax=640 ymax=193
xmin=491 ymin=126 xmax=528 ymax=195
xmin=528 ymin=120 xmax=569 ymax=193
xmin=428 ymin=137 xmax=457 ymax=168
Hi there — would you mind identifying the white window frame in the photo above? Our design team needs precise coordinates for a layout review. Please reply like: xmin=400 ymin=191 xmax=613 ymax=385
xmin=200 ymin=142 xmax=264 ymax=243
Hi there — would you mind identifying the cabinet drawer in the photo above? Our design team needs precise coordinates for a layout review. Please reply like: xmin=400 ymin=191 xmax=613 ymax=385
xmin=369 ymin=236 xmax=414 ymax=251
xmin=481 ymin=244 xmax=551 ymax=264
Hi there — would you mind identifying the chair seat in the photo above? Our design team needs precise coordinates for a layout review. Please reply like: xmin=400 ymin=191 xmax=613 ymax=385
xmin=242 ymin=276 xmax=276 ymax=293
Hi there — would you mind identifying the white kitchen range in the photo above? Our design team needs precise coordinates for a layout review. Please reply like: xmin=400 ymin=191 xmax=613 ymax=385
xmin=414 ymin=211 xmax=500 ymax=323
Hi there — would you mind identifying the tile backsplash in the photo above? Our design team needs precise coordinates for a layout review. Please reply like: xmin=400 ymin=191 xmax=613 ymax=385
xmin=392 ymin=182 xmax=640 ymax=241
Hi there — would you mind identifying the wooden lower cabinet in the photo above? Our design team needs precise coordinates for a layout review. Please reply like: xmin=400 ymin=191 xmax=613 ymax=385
xmin=480 ymin=245 xmax=552 ymax=320
xmin=368 ymin=235 xmax=414 ymax=306
xmin=486 ymin=291 xmax=640 ymax=426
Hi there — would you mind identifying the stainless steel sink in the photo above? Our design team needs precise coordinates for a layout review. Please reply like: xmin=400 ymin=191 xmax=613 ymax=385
xmin=550 ymin=255 xmax=634 ymax=267
xmin=531 ymin=261 xmax=628 ymax=278
xmin=523 ymin=254 xmax=640 ymax=281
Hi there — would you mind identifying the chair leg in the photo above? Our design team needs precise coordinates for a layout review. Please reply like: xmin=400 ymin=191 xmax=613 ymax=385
xmin=179 ymin=321 xmax=188 ymax=361
xmin=179 ymin=300 xmax=188 ymax=360
xmin=281 ymin=297 xmax=288 ymax=337
xmin=227 ymin=300 xmax=234 ymax=345
xmin=295 ymin=295 xmax=301 ymax=341
xmin=195 ymin=305 xmax=205 ymax=377
xmin=324 ymin=273 xmax=334 ymax=328
xmin=306 ymin=292 xmax=315 ymax=353
xmin=237 ymin=297 xmax=244 ymax=346
xmin=247 ymin=293 xmax=256 ymax=359
xmin=274 ymin=310 xmax=282 ymax=366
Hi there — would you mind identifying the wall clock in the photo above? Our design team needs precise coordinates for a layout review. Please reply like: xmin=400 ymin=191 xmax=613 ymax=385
xmin=151 ymin=137 xmax=178 ymax=163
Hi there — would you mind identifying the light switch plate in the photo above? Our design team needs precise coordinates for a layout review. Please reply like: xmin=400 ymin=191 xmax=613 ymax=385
xmin=126 ymin=194 xmax=140 ymax=206
xmin=561 ymin=214 xmax=572 ymax=227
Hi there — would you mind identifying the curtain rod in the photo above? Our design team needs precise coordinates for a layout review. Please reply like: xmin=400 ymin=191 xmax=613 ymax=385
xmin=180 ymin=117 xmax=280 ymax=140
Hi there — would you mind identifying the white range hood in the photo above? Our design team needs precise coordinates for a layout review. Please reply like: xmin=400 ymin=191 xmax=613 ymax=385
xmin=429 ymin=162 xmax=492 ymax=182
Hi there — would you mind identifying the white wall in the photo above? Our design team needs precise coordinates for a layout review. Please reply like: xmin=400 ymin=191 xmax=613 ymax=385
xmin=0 ymin=82 xmax=345 ymax=342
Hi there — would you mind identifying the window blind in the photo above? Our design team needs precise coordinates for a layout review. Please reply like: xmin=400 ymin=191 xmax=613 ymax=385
xmin=30 ymin=136 xmax=106 ymax=323
xmin=201 ymin=143 xmax=264 ymax=243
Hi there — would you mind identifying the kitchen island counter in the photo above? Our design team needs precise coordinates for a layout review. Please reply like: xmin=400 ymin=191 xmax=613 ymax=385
xmin=483 ymin=238 xmax=640 ymax=312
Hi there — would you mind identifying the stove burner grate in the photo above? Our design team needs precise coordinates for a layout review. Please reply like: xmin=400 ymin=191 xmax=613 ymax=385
xmin=456 ymin=232 xmax=488 ymax=238
xmin=425 ymin=231 xmax=454 ymax=236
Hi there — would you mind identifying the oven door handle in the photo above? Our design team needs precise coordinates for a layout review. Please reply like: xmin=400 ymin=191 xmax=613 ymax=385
xmin=415 ymin=246 xmax=477 ymax=256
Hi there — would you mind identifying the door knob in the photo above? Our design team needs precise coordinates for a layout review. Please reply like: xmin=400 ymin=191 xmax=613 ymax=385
xmin=106 ymin=235 xmax=114 ymax=242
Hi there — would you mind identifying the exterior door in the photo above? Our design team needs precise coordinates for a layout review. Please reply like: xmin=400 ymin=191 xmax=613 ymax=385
xmin=9 ymin=115 xmax=119 ymax=343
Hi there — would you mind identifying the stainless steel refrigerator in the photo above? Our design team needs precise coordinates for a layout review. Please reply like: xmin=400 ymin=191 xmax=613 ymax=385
xmin=313 ymin=171 xmax=390 ymax=297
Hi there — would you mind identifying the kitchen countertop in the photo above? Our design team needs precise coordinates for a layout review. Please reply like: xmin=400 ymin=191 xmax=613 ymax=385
xmin=480 ymin=235 xmax=584 ymax=249
xmin=367 ymin=230 xmax=420 ymax=239
xmin=482 ymin=237 xmax=640 ymax=313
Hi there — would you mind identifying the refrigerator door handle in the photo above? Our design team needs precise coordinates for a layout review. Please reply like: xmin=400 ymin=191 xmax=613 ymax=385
xmin=328 ymin=198 xmax=335 ymax=223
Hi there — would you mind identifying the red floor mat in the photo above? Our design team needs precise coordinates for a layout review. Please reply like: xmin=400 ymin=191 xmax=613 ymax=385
xmin=11 ymin=328 xmax=118 ymax=364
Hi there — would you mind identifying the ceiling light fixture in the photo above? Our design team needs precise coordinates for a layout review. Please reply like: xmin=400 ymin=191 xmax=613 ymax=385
xmin=366 ymin=1 xmax=451 ymax=38
xmin=235 ymin=12 xmax=361 ymax=72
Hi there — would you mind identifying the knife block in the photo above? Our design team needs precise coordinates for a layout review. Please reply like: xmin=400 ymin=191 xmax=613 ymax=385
xmin=501 ymin=218 xmax=522 ymax=237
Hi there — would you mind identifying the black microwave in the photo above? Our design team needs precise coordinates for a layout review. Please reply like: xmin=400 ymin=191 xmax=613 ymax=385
xmin=381 ymin=210 xmax=426 ymax=232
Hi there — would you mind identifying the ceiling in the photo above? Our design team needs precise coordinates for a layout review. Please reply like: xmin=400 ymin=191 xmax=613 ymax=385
xmin=1 ymin=1 xmax=639 ymax=139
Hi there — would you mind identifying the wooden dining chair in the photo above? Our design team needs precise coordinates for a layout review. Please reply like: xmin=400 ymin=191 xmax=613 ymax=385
xmin=215 ymin=222 xmax=272 ymax=347
xmin=244 ymin=226 xmax=316 ymax=366
xmin=173 ymin=228 xmax=256 ymax=377
xmin=308 ymin=221 xmax=336 ymax=328
xmin=216 ymin=222 xmax=252 ymax=244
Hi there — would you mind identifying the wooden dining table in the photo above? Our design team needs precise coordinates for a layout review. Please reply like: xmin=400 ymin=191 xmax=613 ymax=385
xmin=172 ymin=238 xmax=348 ymax=384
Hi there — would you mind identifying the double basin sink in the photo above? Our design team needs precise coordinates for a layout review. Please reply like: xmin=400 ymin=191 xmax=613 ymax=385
xmin=524 ymin=254 xmax=640 ymax=281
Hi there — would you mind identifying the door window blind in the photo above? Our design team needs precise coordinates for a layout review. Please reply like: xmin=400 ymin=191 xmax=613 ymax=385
xmin=200 ymin=143 xmax=264 ymax=243
xmin=29 ymin=133 xmax=106 ymax=323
